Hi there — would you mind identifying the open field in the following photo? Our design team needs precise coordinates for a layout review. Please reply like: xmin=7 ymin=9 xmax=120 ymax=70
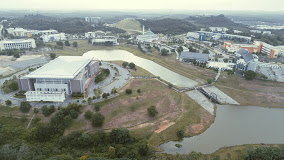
xmin=114 ymin=19 xmax=142 ymax=33
xmin=64 ymin=79 xmax=213 ymax=150
xmin=215 ymin=72 xmax=284 ymax=108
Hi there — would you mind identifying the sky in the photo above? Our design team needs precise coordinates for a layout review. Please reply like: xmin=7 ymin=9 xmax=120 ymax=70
xmin=0 ymin=0 xmax=283 ymax=11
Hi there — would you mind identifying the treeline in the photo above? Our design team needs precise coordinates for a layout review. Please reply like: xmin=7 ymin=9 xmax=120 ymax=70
xmin=139 ymin=18 xmax=198 ymax=35
xmin=185 ymin=14 xmax=247 ymax=29
xmin=0 ymin=103 xmax=151 ymax=159
xmin=9 ymin=14 xmax=125 ymax=34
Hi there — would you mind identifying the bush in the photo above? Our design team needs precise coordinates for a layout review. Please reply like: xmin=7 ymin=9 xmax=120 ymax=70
xmin=95 ymin=69 xmax=110 ymax=83
xmin=176 ymin=130 xmax=184 ymax=139
xmin=137 ymin=89 xmax=141 ymax=93
xmin=129 ymin=62 xmax=136 ymax=70
xmin=147 ymin=106 xmax=158 ymax=117
xmin=91 ymin=112 xmax=105 ymax=127
xmin=88 ymin=97 xmax=92 ymax=104
xmin=1 ymin=78 xmax=19 ymax=93
xmin=125 ymin=89 xmax=132 ymax=94
xmin=84 ymin=110 xmax=93 ymax=120
xmin=20 ymin=116 xmax=27 ymax=122
xmin=102 ymin=93 xmax=108 ymax=99
xmin=20 ymin=102 xmax=31 ymax=113
xmin=49 ymin=53 xmax=56 ymax=59
xmin=244 ymin=70 xmax=257 ymax=80
xmin=92 ymin=96 xmax=96 ymax=100
xmin=5 ymin=100 xmax=12 ymax=106
xmin=122 ymin=62 xmax=128 ymax=68
xmin=42 ymin=105 xmax=56 ymax=117
xmin=33 ymin=108 xmax=39 ymax=114
xmin=110 ymin=128 xmax=131 ymax=144
xmin=94 ymin=105 xmax=101 ymax=112
xmin=70 ymin=109 xmax=79 ymax=119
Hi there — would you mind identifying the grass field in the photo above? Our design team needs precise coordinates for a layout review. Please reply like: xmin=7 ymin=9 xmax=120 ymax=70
xmin=114 ymin=19 xmax=142 ymax=33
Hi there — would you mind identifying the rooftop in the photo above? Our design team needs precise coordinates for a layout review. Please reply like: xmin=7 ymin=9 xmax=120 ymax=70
xmin=23 ymin=56 xmax=92 ymax=79
xmin=235 ymin=48 xmax=254 ymax=63
xmin=180 ymin=52 xmax=209 ymax=61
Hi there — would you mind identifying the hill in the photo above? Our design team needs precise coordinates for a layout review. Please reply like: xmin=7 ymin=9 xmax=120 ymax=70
xmin=114 ymin=19 xmax=142 ymax=33
xmin=185 ymin=14 xmax=247 ymax=29
xmin=138 ymin=18 xmax=198 ymax=35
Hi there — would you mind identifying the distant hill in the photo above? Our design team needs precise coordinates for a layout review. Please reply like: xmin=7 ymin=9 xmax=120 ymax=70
xmin=185 ymin=14 xmax=247 ymax=29
xmin=114 ymin=19 xmax=142 ymax=33
xmin=138 ymin=18 xmax=198 ymax=35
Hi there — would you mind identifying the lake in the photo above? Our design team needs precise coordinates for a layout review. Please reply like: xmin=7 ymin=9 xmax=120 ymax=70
xmin=83 ymin=50 xmax=198 ymax=88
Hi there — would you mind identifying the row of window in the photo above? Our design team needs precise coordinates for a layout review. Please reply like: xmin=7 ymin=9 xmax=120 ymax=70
xmin=36 ymin=88 xmax=66 ymax=92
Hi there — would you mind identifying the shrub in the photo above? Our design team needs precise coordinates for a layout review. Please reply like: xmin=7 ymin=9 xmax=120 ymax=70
xmin=110 ymin=128 xmax=131 ymax=144
xmin=94 ymin=105 xmax=101 ymax=112
xmin=5 ymin=100 xmax=12 ymax=106
xmin=122 ymin=62 xmax=128 ymax=68
xmin=91 ymin=112 xmax=105 ymax=127
xmin=84 ymin=110 xmax=93 ymax=120
xmin=176 ymin=130 xmax=185 ymax=139
xmin=88 ymin=97 xmax=92 ymax=104
xmin=82 ymin=100 xmax=86 ymax=103
xmin=49 ymin=53 xmax=56 ymax=59
xmin=33 ymin=108 xmax=39 ymax=114
xmin=137 ymin=89 xmax=141 ymax=93
xmin=147 ymin=106 xmax=158 ymax=117
xmin=20 ymin=116 xmax=27 ymax=122
xmin=125 ymin=89 xmax=132 ymax=94
xmin=41 ymin=105 xmax=55 ymax=117
xmin=92 ymin=96 xmax=96 ymax=100
xmin=34 ymin=117 xmax=41 ymax=123
xmin=128 ymin=62 xmax=136 ymax=70
xmin=70 ymin=109 xmax=79 ymax=119
xmin=20 ymin=102 xmax=31 ymax=113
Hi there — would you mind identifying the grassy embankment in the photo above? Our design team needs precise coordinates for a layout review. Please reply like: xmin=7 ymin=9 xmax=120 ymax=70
xmin=113 ymin=19 xmax=142 ymax=34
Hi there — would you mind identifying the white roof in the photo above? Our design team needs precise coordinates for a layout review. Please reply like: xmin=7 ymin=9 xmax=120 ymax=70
xmin=24 ymin=56 xmax=92 ymax=79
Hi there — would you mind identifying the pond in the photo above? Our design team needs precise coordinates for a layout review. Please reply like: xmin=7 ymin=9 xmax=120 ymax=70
xmin=159 ymin=105 xmax=284 ymax=154
xmin=83 ymin=50 xmax=198 ymax=88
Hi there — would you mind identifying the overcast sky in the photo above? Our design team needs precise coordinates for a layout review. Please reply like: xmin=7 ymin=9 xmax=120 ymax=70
xmin=0 ymin=0 xmax=283 ymax=11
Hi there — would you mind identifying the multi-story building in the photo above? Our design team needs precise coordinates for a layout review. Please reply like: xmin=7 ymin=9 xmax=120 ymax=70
xmin=18 ymin=56 xmax=100 ymax=102
xmin=85 ymin=31 xmax=106 ymax=39
xmin=41 ymin=33 xmax=66 ymax=42
xmin=92 ymin=36 xmax=119 ymax=45
xmin=224 ymin=42 xmax=261 ymax=53
xmin=209 ymin=27 xmax=229 ymax=32
xmin=7 ymin=28 xmax=58 ymax=38
xmin=235 ymin=48 xmax=258 ymax=71
xmin=250 ymin=30 xmax=262 ymax=34
xmin=85 ymin=17 xmax=102 ymax=24
xmin=0 ymin=39 xmax=36 ymax=50
xmin=254 ymin=41 xmax=284 ymax=58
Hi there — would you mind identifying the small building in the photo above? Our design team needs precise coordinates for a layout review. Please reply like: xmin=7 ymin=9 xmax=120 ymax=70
xmin=263 ymin=31 xmax=272 ymax=35
xmin=250 ymin=30 xmax=262 ymax=34
xmin=41 ymin=33 xmax=66 ymax=42
xmin=92 ymin=36 xmax=118 ymax=45
xmin=0 ymin=39 xmax=36 ymax=50
xmin=179 ymin=52 xmax=209 ymax=63
xmin=18 ymin=56 xmax=100 ymax=102
xmin=207 ymin=61 xmax=236 ymax=70
xmin=235 ymin=48 xmax=256 ymax=71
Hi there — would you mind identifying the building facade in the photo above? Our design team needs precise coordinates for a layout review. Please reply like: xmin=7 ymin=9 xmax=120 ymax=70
xmin=41 ymin=33 xmax=67 ymax=42
xmin=18 ymin=56 xmax=100 ymax=102
xmin=0 ymin=39 xmax=36 ymax=50
xmin=92 ymin=36 xmax=118 ymax=45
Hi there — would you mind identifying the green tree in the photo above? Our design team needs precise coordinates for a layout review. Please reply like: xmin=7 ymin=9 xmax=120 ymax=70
xmin=84 ymin=110 xmax=93 ymax=120
xmin=13 ymin=53 xmax=20 ymax=58
xmin=73 ymin=41 xmax=78 ymax=47
xmin=125 ymin=89 xmax=132 ymax=94
xmin=5 ymin=100 xmax=12 ymax=106
xmin=94 ymin=105 xmax=101 ymax=112
xmin=20 ymin=102 xmax=31 ymax=113
xmin=110 ymin=128 xmax=131 ymax=144
xmin=64 ymin=40 xmax=70 ymax=46
xmin=70 ymin=109 xmax=79 ymax=119
xmin=202 ymin=48 xmax=210 ymax=54
xmin=244 ymin=70 xmax=256 ymax=80
xmin=91 ymin=112 xmax=105 ymax=127
xmin=177 ymin=46 xmax=183 ymax=53
xmin=161 ymin=48 xmax=169 ymax=56
xmin=137 ymin=89 xmax=141 ymax=93
xmin=147 ymin=106 xmax=158 ymax=117
xmin=49 ymin=53 xmax=56 ymax=60
xmin=122 ymin=62 xmax=128 ymax=68
xmin=176 ymin=130 xmax=184 ymax=139
xmin=108 ymin=146 xmax=116 ymax=159
xmin=128 ymin=62 xmax=136 ymax=70
xmin=56 ymin=41 xmax=64 ymax=46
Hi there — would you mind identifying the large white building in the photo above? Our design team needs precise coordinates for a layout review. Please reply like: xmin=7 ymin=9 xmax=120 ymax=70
xmin=85 ymin=17 xmax=102 ymax=24
xmin=19 ymin=56 xmax=100 ymax=102
xmin=7 ymin=28 xmax=58 ymax=38
xmin=41 ymin=33 xmax=66 ymax=42
xmin=0 ymin=39 xmax=36 ymax=50
xmin=85 ymin=31 xmax=106 ymax=39
xmin=91 ymin=36 xmax=118 ymax=45
xmin=209 ymin=27 xmax=229 ymax=32
xmin=136 ymin=27 xmax=159 ymax=43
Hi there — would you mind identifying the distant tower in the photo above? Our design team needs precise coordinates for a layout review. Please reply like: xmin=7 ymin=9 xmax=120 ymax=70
xmin=142 ymin=25 xmax=145 ymax=34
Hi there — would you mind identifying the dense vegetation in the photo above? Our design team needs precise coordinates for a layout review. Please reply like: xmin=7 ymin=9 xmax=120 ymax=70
xmin=9 ymin=14 xmax=125 ymax=34
xmin=1 ymin=78 xmax=18 ymax=93
xmin=95 ymin=69 xmax=110 ymax=83
xmin=139 ymin=18 xmax=198 ymax=35
xmin=185 ymin=14 xmax=247 ymax=29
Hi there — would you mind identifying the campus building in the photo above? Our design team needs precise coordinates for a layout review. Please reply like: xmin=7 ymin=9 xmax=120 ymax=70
xmin=209 ymin=27 xmax=228 ymax=32
xmin=235 ymin=48 xmax=258 ymax=71
xmin=85 ymin=17 xmax=102 ymax=24
xmin=254 ymin=41 xmax=284 ymax=58
xmin=41 ymin=33 xmax=67 ymax=42
xmin=179 ymin=52 xmax=209 ymax=63
xmin=224 ymin=42 xmax=261 ymax=53
xmin=18 ymin=56 xmax=100 ymax=102
xmin=91 ymin=36 xmax=119 ymax=45
xmin=136 ymin=27 xmax=159 ymax=43
xmin=7 ymin=28 xmax=58 ymax=38
xmin=0 ymin=39 xmax=36 ymax=50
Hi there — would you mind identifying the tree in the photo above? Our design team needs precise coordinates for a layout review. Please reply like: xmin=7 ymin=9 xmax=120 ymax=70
xmin=202 ymin=48 xmax=210 ymax=54
xmin=128 ymin=62 xmax=136 ymax=70
xmin=20 ymin=102 xmax=31 ymax=113
xmin=73 ymin=41 xmax=78 ymax=47
xmin=94 ymin=105 xmax=101 ymax=112
xmin=177 ymin=46 xmax=183 ymax=53
xmin=147 ymin=106 xmax=158 ymax=117
xmin=137 ymin=89 xmax=141 ymax=93
xmin=207 ymin=79 xmax=213 ymax=84
xmin=110 ymin=128 xmax=131 ymax=144
xmin=64 ymin=40 xmax=70 ymax=46
xmin=84 ymin=110 xmax=93 ymax=120
xmin=125 ymin=89 xmax=132 ymax=94
xmin=5 ymin=100 xmax=11 ymax=106
xmin=91 ymin=113 xmax=105 ymax=127
xmin=122 ymin=62 xmax=128 ymax=68
xmin=70 ymin=109 xmax=79 ymax=119
xmin=244 ymin=70 xmax=256 ymax=80
xmin=49 ymin=53 xmax=56 ymax=60
xmin=56 ymin=41 xmax=63 ymax=46
xmin=33 ymin=108 xmax=39 ymax=114
xmin=63 ymin=115 xmax=73 ymax=127
xmin=108 ymin=146 xmax=116 ymax=159
xmin=161 ymin=48 xmax=169 ymax=56
xmin=13 ymin=53 xmax=20 ymax=58
xmin=176 ymin=130 xmax=184 ymax=139
xmin=137 ymin=140 xmax=149 ymax=156
xmin=88 ymin=97 xmax=92 ymax=104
